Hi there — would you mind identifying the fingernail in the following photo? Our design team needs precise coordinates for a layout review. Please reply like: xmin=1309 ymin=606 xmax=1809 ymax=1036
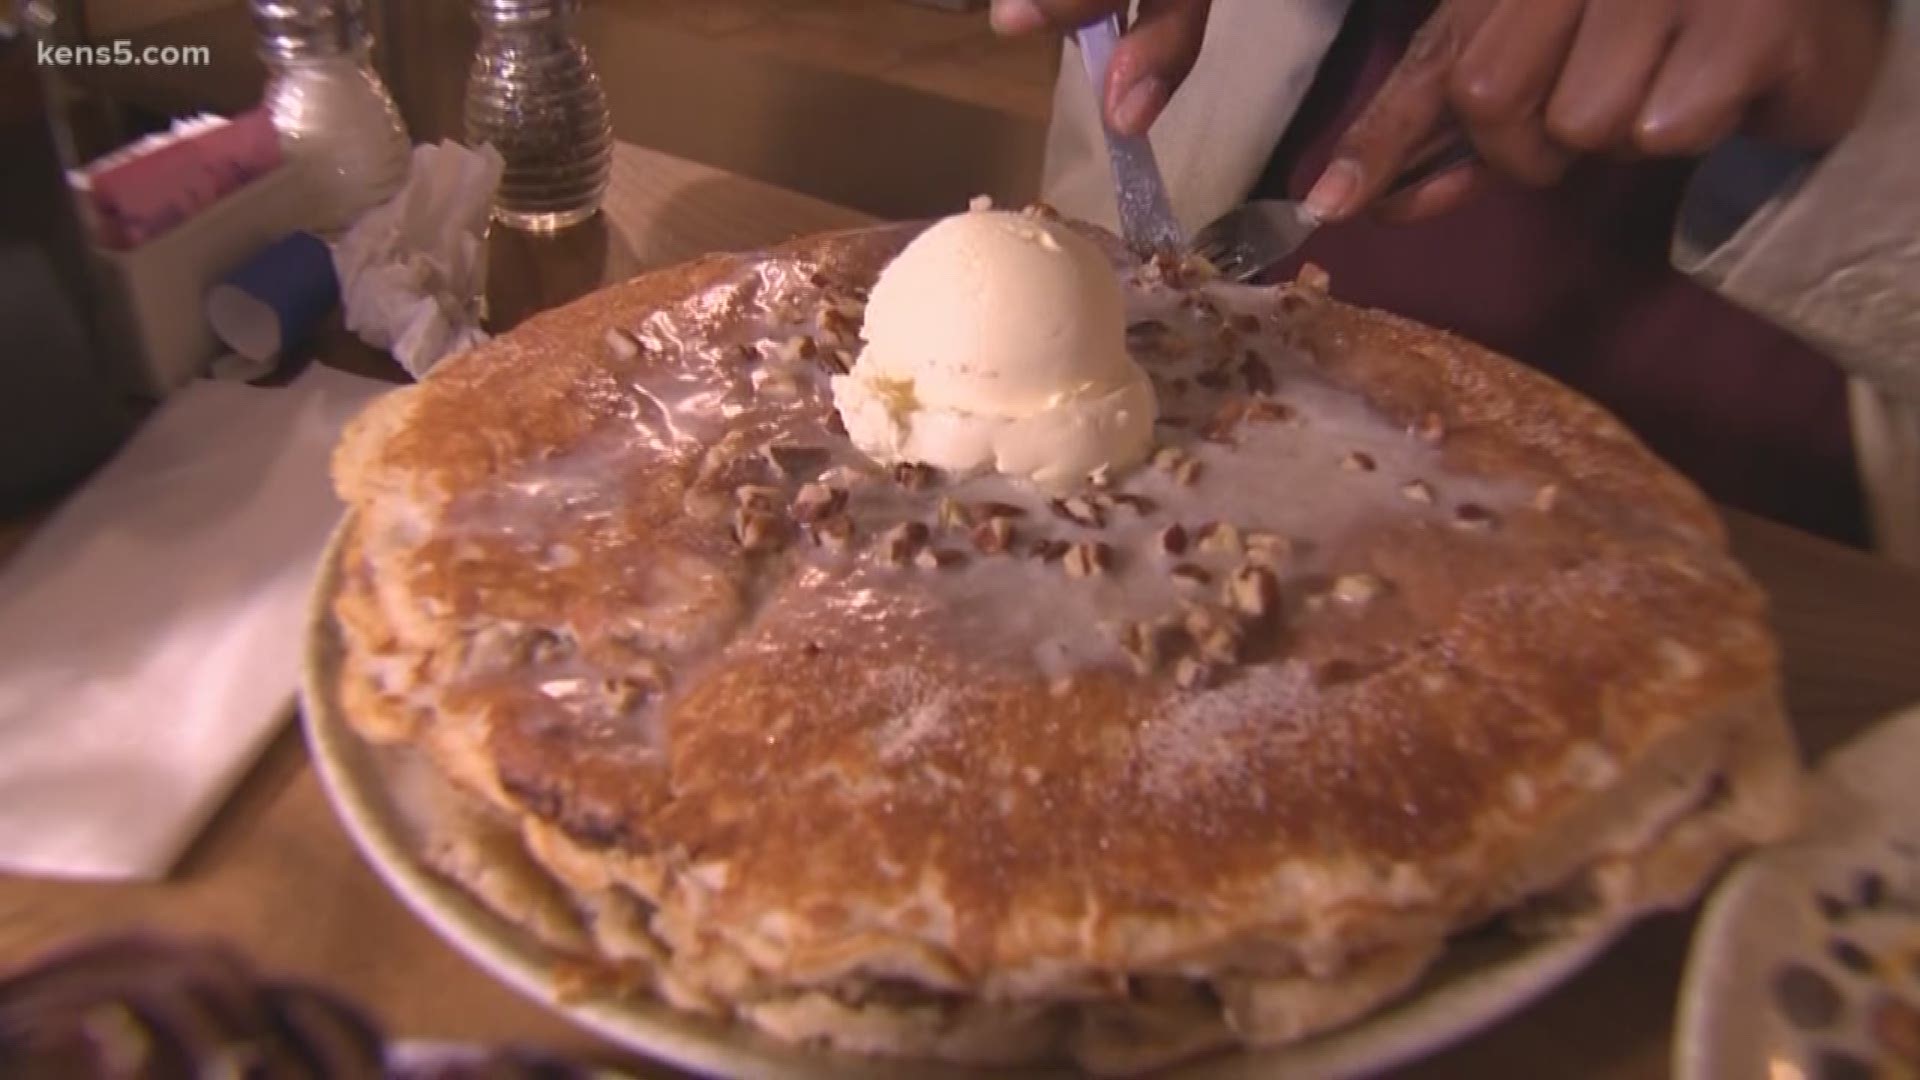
xmin=1304 ymin=159 xmax=1361 ymax=220
xmin=1634 ymin=111 xmax=1678 ymax=155
xmin=989 ymin=0 xmax=1047 ymax=34
xmin=1112 ymin=76 xmax=1169 ymax=137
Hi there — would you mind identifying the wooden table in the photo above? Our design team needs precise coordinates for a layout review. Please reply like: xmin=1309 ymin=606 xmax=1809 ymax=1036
xmin=6 ymin=142 xmax=1920 ymax=1079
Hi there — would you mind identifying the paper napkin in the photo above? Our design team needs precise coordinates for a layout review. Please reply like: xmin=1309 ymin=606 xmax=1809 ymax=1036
xmin=0 ymin=364 xmax=390 ymax=880
xmin=333 ymin=140 xmax=504 ymax=378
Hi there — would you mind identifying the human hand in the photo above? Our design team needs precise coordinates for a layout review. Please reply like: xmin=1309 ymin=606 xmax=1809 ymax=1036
xmin=1306 ymin=0 xmax=1892 ymax=223
xmin=988 ymin=0 xmax=1213 ymax=136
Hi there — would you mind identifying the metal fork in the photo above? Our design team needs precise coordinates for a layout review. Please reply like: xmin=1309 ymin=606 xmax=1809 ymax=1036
xmin=1191 ymin=136 xmax=1479 ymax=282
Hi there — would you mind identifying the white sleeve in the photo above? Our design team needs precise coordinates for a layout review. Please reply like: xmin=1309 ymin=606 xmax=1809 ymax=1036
xmin=1672 ymin=0 xmax=1920 ymax=563
xmin=1038 ymin=0 xmax=1351 ymax=235
xmin=1673 ymin=0 xmax=1920 ymax=401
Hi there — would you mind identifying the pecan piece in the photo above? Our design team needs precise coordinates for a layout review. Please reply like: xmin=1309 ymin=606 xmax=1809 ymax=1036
xmin=810 ymin=515 xmax=854 ymax=552
xmin=915 ymin=547 xmax=966 ymax=571
xmin=877 ymin=521 xmax=930 ymax=566
xmin=1226 ymin=565 xmax=1281 ymax=619
xmin=1246 ymin=399 xmax=1296 ymax=424
xmin=819 ymin=305 xmax=856 ymax=341
xmin=1415 ymin=412 xmax=1446 ymax=444
xmin=735 ymin=484 xmax=783 ymax=513
xmin=971 ymin=516 xmax=1015 ymax=555
xmin=1170 ymin=563 xmax=1213 ymax=592
xmin=763 ymin=444 xmax=830 ymax=480
xmin=1331 ymin=573 xmax=1384 ymax=606
xmin=1028 ymin=538 xmax=1071 ymax=563
xmin=790 ymin=482 xmax=846 ymax=524
xmin=937 ymin=497 xmax=972 ymax=530
xmin=1453 ymin=504 xmax=1499 ymax=531
xmin=1174 ymin=657 xmax=1225 ymax=690
xmin=733 ymin=509 xmax=785 ymax=552
xmin=892 ymin=462 xmax=939 ymax=491
xmin=1051 ymin=496 xmax=1106 ymax=529
xmin=1117 ymin=620 xmax=1190 ymax=676
xmin=1196 ymin=521 xmax=1243 ymax=557
xmin=1184 ymin=607 xmax=1243 ymax=664
xmin=1244 ymin=531 xmax=1292 ymax=568
xmin=1062 ymin=540 xmax=1114 ymax=579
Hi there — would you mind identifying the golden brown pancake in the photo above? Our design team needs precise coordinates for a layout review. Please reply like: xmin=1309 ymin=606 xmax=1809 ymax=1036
xmin=327 ymin=217 xmax=1799 ymax=1074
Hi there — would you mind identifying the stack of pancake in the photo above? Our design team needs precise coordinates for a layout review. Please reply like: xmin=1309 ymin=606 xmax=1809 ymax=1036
xmin=326 ymin=219 xmax=1799 ymax=1073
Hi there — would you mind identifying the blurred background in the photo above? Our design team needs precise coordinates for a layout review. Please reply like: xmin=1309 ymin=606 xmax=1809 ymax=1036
xmin=51 ymin=0 xmax=1059 ymax=218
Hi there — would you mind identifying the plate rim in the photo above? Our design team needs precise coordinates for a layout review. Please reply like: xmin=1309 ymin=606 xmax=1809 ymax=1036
xmin=303 ymin=515 xmax=1645 ymax=1079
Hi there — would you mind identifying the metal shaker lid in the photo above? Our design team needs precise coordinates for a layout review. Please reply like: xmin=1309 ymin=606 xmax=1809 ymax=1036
xmin=470 ymin=0 xmax=580 ymax=28
xmin=250 ymin=0 xmax=371 ymax=61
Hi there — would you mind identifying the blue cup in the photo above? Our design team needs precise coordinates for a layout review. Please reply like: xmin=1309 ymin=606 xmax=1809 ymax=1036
xmin=204 ymin=231 xmax=339 ymax=372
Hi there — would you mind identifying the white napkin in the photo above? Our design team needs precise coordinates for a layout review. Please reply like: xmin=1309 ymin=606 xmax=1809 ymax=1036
xmin=333 ymin=140 xmax=504 ymax=379
xmin=0 ymin=364 xmax=390 ymax=880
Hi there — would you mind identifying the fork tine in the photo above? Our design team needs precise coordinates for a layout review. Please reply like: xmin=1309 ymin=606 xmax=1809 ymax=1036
xmin=1215 ymin=244 xmax=1256 ymax=274
xmin=1190 ymin=211 xmax=1242 ymax=251
xmin=1191 ymin=208 xmax=1273 ymax=277
xmin=1191 ymin=242 xmax=1227 ymax=267
xmin=1190 ymin=241 xmax=1232 ymax=269
xmin=1223 ymin=250 xmax=1267 ymax=283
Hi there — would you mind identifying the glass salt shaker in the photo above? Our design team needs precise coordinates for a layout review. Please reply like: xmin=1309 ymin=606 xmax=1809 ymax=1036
xmin=465 ymin=0 xmax=612 ymax=232
xmin=251 ymin=0 xmax=412 ymax=235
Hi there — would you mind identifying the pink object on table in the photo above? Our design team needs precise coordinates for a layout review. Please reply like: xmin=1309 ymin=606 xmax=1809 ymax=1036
xmin=78 ymin=107 xmax=284 ymax=250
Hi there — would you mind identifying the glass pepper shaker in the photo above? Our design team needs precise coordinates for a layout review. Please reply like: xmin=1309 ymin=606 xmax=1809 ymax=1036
xmin=250 ymin=0 xmax=412 ymax=235
xmin=464 ymin=0 xmax=612 ymax=233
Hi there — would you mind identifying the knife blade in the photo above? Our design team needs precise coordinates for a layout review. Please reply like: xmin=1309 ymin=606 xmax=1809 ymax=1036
xmin=1073 ymin=15 xmax=1185 ymax=258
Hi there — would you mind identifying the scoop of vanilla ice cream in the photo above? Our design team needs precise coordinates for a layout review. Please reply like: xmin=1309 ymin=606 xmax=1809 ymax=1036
xmin=831 ymin=209 xmax=1157 ymax=490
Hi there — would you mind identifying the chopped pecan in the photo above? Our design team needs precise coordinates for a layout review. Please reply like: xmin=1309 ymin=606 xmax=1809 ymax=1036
xmin=1063 ymin=540 xmax=1114 ymax=579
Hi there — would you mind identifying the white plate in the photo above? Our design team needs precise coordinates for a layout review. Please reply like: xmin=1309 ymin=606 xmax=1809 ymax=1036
xmin=387 ymin=1040 xmax=631 ymax=1078
xmin=1677 ymin=703 xmax=1920 ymax=1079
xmin=303 ymin=521 xmax=1643 ymax=1079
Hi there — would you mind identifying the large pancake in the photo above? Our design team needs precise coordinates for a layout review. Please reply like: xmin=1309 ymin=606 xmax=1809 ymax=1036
xmin=327 ymin=216 xmax=1799 ymax=1073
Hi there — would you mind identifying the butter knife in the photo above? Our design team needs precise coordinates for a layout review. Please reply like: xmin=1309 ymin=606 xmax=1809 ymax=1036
xmin=1074 ymin=15 xmax=1184 ymax=257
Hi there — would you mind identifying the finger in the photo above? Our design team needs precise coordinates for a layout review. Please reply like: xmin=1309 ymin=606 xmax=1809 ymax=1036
xmin=1373 ymin=163 xmax=1491 ymax=223
xmin=1449 ymin=0 xmax=1583 ymax=185
xmin=989 ymin=0 xmax=1126 ymax=35
xmin=1306 ymin=8 xmax=1463 ymax=221
xmin=1635 ymin=2 xmax=1785 ymax=155
xmin=1754 ymin=0 xmax=1891 ymax=147
xmin=1106 ymin=0 xmax=1212 ymax=135
xmin=1544 ymin=0 xmax=1677 ymax=153
xmin=1451 ymin=0 xmax=1584 ymax=127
